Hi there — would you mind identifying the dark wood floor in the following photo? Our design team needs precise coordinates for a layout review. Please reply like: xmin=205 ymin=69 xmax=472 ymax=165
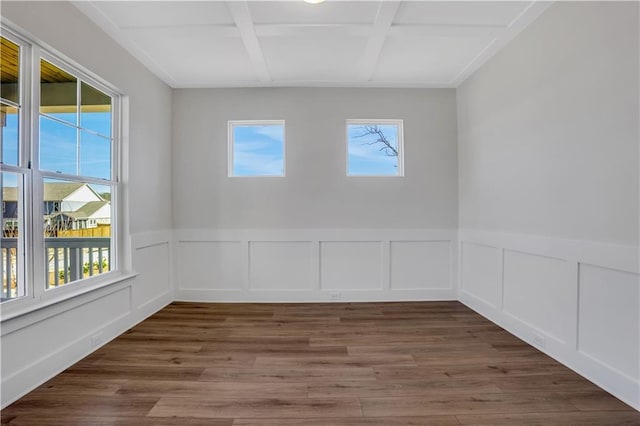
xmin=2 ymin=301 xmax=639 ymax=425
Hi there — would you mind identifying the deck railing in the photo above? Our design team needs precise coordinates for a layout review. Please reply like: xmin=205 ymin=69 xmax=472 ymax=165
xmin=1 ymin=237 xmax=110 ymax=301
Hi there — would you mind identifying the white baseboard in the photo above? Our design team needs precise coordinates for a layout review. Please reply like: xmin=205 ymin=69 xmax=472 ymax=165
xmin=176 ymin=288 xmax=457 ymax=303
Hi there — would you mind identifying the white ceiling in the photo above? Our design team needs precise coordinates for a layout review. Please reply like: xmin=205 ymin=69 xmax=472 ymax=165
xmin=73 ymin=1 xmax=551 ymax=88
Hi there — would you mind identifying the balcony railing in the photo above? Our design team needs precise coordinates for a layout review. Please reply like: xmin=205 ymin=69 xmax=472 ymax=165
xmin=1 ymin=237 xmax=110 ymax=301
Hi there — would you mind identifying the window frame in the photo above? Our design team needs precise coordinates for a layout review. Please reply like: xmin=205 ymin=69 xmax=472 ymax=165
xmin=0 ymin=23 xmax=128 ymax=320
xmin=227 ymin=119 xmax=286 ymax=178
xmin=346 ymin=118 xmax=405 ymax=177
xmin=1 ymin=28 xmax=32 ymax=307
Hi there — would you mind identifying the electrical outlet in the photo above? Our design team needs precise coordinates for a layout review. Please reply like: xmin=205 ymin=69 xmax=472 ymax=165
xmin=330 ymin=292 xmax=341 ymax=301
xmin=91 ymin=332 xmax=103 ymax=348
xmin=532 ymin=332 xmax=546 ymax=348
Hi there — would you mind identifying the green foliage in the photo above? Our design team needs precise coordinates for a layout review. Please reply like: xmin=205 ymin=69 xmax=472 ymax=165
xmin=83 ymin=258 xmax=109 ymax=274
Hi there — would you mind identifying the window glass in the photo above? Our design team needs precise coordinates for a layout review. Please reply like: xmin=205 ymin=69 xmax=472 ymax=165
xmin=44 ymin=178 xmax=112 ymax=289
xmin=347 ymin=120 xmax=403 ymax=176
xmin=1 ymin=171 xmax=25 ymax=301
xmin=40 ymin=59 xmax=78 ymax=125
xmin=39 ymin=62 xmax=113 ymax=181
xmin=80 ymin=130 xmax=111 ymax=180
xmin=1 ymin=103 xmax=19 ymax=166
xmin=230 ymin=121 xmax=285 ymax=177
xmin=81 ymin=82 xmax=111 ymax=138
xmin=1 ymin=37 xmax=20 ymax=104
xmin=39 ymin=115 xmax=77 ymax=175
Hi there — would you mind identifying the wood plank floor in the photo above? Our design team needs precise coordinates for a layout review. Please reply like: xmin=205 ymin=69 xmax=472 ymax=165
xmin=2 ymin=301 xmax=639 ymax=425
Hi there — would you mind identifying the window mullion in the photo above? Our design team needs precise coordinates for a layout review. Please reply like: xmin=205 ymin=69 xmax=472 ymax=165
xmin=20 ymin=38 xmax=33 ymax=302
xmin=30 ymin=44 xmax=46 ymax=299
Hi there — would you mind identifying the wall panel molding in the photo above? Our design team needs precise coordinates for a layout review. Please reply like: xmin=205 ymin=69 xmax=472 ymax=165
xmin=458 ymin=228 xmax=639 ymax=410
xmin=175 ymin=228 xmax=458 ymax=302
xmin=1 ymin=230 xmax=174 ymax=409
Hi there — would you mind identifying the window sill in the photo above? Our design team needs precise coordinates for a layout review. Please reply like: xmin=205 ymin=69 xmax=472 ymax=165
xmin=0 ymin=272 xmax=138 ymax=325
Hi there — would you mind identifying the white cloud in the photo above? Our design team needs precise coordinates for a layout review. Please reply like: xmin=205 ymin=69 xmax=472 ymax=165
xmin=233 ymin=151 xmax=283 ymax=175
xmin=253 ymin=125 xmax=284 ymax=141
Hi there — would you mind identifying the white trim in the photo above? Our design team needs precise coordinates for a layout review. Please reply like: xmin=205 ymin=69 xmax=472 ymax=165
xmin=178 ymin=289 xmax=457 ymax=304
xmin=450 ymin=1 xmax=553 ymax=87
xmin=226 ymin=0 xmax=271 ymax=83
xmin=458 ymin=229 xmax=640 ymax=411
xmin=0 ymin=27 xmax=33 ymax=306
xmin=176 ymin=228 xmax=456 ymax=242
xmin=460 ymin=229 xmax=638 ymax=274
xmin=227 ymin=119 xmax=286 ymax=177
xmin=358 ymin=1 xmax=401 ymax=82
xmin=70 ymin=1 xmax=178 ymax=87
xmin=0 ymin=272 xmax=137 ymax=324
xmin=346 ymin=118 xmax=404 ymax=177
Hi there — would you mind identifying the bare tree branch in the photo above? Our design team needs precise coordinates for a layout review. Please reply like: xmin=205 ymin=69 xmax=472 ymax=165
xmin=353 ymin=125 xmax=398 ymax=157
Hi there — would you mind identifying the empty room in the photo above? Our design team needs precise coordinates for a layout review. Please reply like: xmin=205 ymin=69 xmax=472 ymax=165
xmin=1 ymin=0 xmax=639 ymax=424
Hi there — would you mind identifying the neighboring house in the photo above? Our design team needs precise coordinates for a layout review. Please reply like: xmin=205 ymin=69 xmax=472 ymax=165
xmin=54 ymin=200 xmax=110 ymax=230
xmin=1 ymin=187 xmax=18 ymax=231
xmin=2 ymin=182 xmax=110 ymax=232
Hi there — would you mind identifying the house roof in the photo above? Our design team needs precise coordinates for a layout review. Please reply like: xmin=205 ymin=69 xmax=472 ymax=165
xmin=43 ymin=183 xmax=87 ymax=202
xmin=3 ymin=182 xmax=92 ymax=202
xmin=63 ymin=201 xmax=110 ymax=219
xmin=3 ymin=187 xmax=17 ymax=201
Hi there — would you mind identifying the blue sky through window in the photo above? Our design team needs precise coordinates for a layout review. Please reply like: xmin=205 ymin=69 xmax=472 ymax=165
xmin=232 ymin=123 xmax=284 ymax=177
xmin=2 ymin=111 xmax=19 ymax=166
xmin=347 ymin=123 xmax=400 ymax=176
xmin=39 ymin=112 xmax=112 ymax=180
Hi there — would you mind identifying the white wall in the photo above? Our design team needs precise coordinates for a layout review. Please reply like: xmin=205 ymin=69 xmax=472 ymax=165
xmin=458 ymin=1 xmax=639 ymax=245
xmin=173 ymin=88 xmax=457 ymax=229
xmin=457 ymin=2 xmax=639 ymax=410
xmin=1 ymin=1 xmax=173 ymax=407
xmin=172 ymin=88 xmax=459 ymax=301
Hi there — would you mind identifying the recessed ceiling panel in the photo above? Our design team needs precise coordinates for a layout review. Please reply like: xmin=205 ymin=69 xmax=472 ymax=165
xmin=93 ymin=1 xmax=235 ymax=28
xmin=394 ymin=1 xmax=532 ymax=26
xmin=372 ymin=34 xmax=494 ymax=83
xmin=249 ymin=1 xmax=379 ymax=25
xmin=123 ymin=27 xmax=256 ymax=84
xmin=75 ymin=0 xmax=549 ymax=87
xmin=261 ymin=33 xmax=367 ymax=81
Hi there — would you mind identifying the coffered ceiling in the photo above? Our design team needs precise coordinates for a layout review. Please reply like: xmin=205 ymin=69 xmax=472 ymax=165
xmin=73 ymin=1 xmax=551 ymax=88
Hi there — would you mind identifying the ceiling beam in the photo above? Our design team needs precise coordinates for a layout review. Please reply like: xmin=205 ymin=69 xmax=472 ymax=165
xmin=226 ymin=1 xmax=271 ymax=82
xmin=72 ymin=1 xmax=178 ymax=87
xmin=358 ymin=0 xmax=401 ymax=82
xmin=388 ymin=24 xmax=505 ymax=39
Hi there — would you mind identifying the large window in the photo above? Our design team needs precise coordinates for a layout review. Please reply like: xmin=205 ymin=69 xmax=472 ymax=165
xmin=228 ymin=120 xmax=285 ymax=177
xmin=346 ymin=119 xmax=404 ymax=176
xmin=1 ymin=28 xmax=121 ymax=309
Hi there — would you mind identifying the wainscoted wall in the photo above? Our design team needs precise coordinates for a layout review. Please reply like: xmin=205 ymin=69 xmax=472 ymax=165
xmin=458 ymin=229 xmax=640 ymax=410
xmin=0 ymin=230 xmax=173 ymax=408
xmin=175 ymin=229 xmax=457 ymax=302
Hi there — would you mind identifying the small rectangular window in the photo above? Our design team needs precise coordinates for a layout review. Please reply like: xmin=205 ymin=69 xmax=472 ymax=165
xmin=228 ymin=120 xmax=285 ymax=177
xmin=347 ymin=119 xmax=404 ymax=176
